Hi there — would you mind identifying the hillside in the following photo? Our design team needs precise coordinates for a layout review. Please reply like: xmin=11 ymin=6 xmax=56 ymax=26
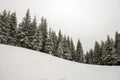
xmin=0 ymin=44 xmax=120 ymax=80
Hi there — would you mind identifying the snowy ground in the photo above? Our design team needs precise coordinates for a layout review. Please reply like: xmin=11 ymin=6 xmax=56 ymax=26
xmin=0 ymin=44 xmax=120 ymax=80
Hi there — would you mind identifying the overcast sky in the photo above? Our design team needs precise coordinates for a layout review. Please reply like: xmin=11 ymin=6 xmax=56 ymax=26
xmin=0 ymin=0 xmax=120 ymax=52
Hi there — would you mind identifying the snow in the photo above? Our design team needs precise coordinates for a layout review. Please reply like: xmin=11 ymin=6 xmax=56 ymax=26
xmin=0 ymin=44 xmax=120 ymax=80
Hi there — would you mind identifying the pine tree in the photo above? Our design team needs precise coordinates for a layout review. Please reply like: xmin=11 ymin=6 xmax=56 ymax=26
xmin=51 ymin=31 xmax=58 ymax=56
xmin=6 ymin=12 xmax=17 ymax=46
xmin=0 ymin=10 xmax=10 ymax=44
xmin=93 ymin=41 xmax=102 ymax=64
xmin=63 ymin=35 xmax=67 ymax=58
xmin=75 ymin=39 xmax=84 ymax=63
xmin=45 ymin=28 xmax=53 ymax=54
xmin=70 ymin=38 xmax=75 ymax=61
xmin=57 ymin=34 xmax=64 ymax=58
xmin=85 ymin=49 xmax=94 ymax=64
xmin=33 ymin=24 xmax=42 ymax=51
xmin=99 ymin=41 xmax=105 ymax=64
xmin=17 ymin=9 xmax=32 ymax=49
xmin=0 ymin=10 xmax=17 ymax=45
xmin=114 ymin=31 xmax=120 ymax=54
xmin=63 ymin=36 xmax=72 ymax=60
xmin=39 ymin=17 xmax=48 ymax=52
xmin=57 ymin=30 xmax=62 ymax=46
xmin=30 ymin=16 xmax=37 ymax=49
xmin=101 ymin=36 xmax=117 ymax=65
xmin=31 ymin=16 xmax=37 ymax=37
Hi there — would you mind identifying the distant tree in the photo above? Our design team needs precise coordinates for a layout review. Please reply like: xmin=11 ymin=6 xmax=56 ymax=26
xmin=57 ymin=30 xmax=62 ymax=46
xmin=75 ymin=39 xmax=84 ymax=63
xmin=85 ymin=49 xmax=94 ymax=64
xmin=114 ymin=31 xmax=120 ymax=54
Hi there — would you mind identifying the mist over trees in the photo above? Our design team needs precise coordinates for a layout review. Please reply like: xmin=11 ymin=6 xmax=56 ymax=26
xmin=0 ymin=9 xmax=120 ymax=65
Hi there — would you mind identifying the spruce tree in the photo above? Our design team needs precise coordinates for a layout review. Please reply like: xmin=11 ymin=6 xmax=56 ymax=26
xmin=70 ymin=38 xmax=75 ymax=61
xmin=114 ymin=31 xmax=120 ymax=54
xmin=17 ymin=9 xmax=33 ymax=49
xmin=57 ymin=34 xmax=64 ymax=58
xmin=31 ymin=16 xmax=37 ymax=36
xmin=101 ymin=36 xmax=117 ymax=65
xmin=45 ymin=28 xmax=53 ymax=54
xmin=57 ymin=30 xmax=62 ymax=46
xmin=51 ymin=31 xmax=58 ymax=56
xmin=93 ymin=41 xmax=102 ymax=64
xmin=63 ymin=36 xmax=72 ymax=60
xmin=39 ymin=17 xmax=47 ymax=52
xmin=0 ymin=10 xmax=9 ymax=44
xmin=0 ymin=10 xmax=17 ymax=45
xmin=86 ymin=49 xmax=94 ymax=64
xmin=33 ymin=24 xmax=42 ymax=51
xmin=75 ymin=39 xmax=84 ymax=63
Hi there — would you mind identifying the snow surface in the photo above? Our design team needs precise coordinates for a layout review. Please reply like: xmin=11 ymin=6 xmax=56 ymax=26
xmin=0 ymin=44 xmax=120 ymax=80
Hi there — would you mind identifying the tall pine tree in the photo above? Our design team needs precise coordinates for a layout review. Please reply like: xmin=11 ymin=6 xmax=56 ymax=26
xmin=70 ymin=38 xmax=75 ymax=61
xmin=93 ymin=41 xmax=102 ymax=64
xmin=75 ymin=39 xmax=84 ymax=63
xmin=101 ymin=36 xmax=117 ymax=65
xmin=39 ymin=17 xmax=47 ymax=52
xmin=45 ymin=28 xmax=54 ymax=54
xmin=17 ymin=9 xmax=32 ymax=48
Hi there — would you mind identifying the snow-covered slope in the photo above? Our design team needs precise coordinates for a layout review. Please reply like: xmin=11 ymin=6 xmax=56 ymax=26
xmin=0 ymin=44 xmax=120 ymax=80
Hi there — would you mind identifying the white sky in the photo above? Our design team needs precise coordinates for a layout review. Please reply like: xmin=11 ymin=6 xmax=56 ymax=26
xmin=0 ymin=0 xmax=120 ymax=52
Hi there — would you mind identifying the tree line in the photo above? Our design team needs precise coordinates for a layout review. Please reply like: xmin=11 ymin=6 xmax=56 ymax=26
xmin=0 ymin=9 xmax=120 ymax=65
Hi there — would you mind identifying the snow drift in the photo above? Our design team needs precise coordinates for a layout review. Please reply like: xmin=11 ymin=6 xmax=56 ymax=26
xmin=0 ymin=44 xmax=120 ymax=80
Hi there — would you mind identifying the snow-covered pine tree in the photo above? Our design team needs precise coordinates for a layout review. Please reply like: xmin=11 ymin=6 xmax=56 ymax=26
xmin=85 ymin=49 xmax=94 ymax=64
xmin=57 ymin=30 xmax=62 ymax=46
xmin=63 ymin=35 xmax=67 ymax=59
xmin=93 ymin=41 xmax=102 ymax=64
xmin=64 ymin=36 xmax=72 ymax=60
xmin=0 ymin=10 xmax=8 ymax=44
xmin=114 ymin=32 xmax=120 ymax=64
xmin=7 ymin=12 xmax=17 ymax=46
xmin=17 ymin=9 xmax=32 ymax=49
xmin=45 ymin=28 xmax=53 ymax=55
xmin=98 ymin=41 xmax=105 ymax=64
xmin=70 ymin=38 xmax=75 ymax=61
xmin=57 ymin=32 xmax=64 ymax=58
xmin=39 ymin=17 xmax=48 ymax=52
xmin=0 ymin=10 xmax=17 ymax=45
xmin=114 ymin=32 xmax=120 ymax=54
xmin=75 ymin=39 xmax=85 ymax=63
xmin=30 ymin=16 xmax=37 ymax=47
xmin=32 ymin=23 xmax=42 ymax=51
xmin=85 ymin=51 xmax=89 ymax=64
xmin=101 ymin=36 xmax=117 ymax=65
xmin=51 ymin=31 xmax=58 ymax=56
